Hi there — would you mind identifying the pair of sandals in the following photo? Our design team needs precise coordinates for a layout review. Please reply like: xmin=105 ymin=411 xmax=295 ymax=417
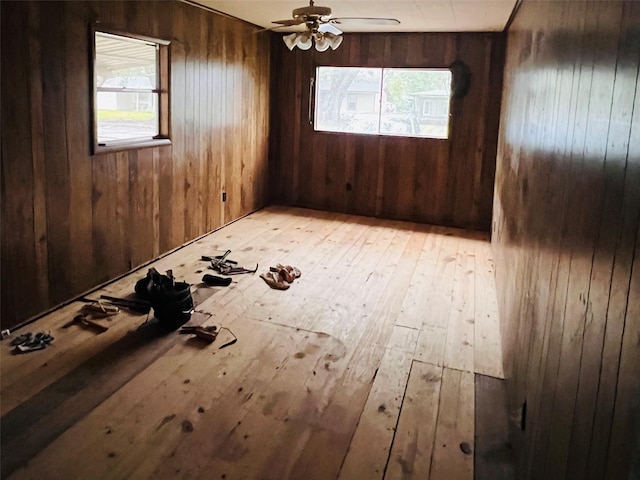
xmin=260 ymin=264 xmax=302 ymax=290
xmin=81 ymin=300 xmax=119 ymax=317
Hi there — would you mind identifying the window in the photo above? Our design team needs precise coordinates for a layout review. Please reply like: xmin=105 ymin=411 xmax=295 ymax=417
xmin=92 ymin=30 xmax=170 ymax=153
xmin=314 ymin=67 xmax=452 ymax=139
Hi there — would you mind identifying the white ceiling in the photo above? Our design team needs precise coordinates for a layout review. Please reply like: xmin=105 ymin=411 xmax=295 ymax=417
xmin=192 ymin=0 xmax=517 ymax=33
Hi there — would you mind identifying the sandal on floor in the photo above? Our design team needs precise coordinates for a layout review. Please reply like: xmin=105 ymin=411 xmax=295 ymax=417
xmin=270 ymin=266 xmax=294 ymax=283
xmin=260 ymin=272 xmax=290 ymax=290
xmin=271 ymin=264 xmax=302 ymax=282
xmin=82 ymin=301 xmax=120 ymax=317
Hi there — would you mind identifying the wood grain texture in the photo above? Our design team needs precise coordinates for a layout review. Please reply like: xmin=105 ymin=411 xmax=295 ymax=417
xmin=493 ymin=1 xmax=640 ymax=479
xmin=269 ymin=32 xmax=505 ymax=232
xmin=385 ymin=361 xmax=443 ymax=480
xmin=474 ymin=375 xmax=514 ymax=480
xmin=1 ymin=206 xmax=507 ymax=479
xmin=0 ymin=0 xmax=271 ymax=329
xmin=430 ymin=367 xmax=475 ymax=479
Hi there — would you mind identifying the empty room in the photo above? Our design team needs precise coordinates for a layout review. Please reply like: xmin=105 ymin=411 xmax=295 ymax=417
xmin=1 ymin=0 xmax=638 ymax=479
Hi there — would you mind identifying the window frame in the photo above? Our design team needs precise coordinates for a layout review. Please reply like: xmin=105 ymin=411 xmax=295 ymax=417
xmin=312 ymin=66 xmax=452 ymax=140
xmin=90 ymin=25 xmax=171 ymax=155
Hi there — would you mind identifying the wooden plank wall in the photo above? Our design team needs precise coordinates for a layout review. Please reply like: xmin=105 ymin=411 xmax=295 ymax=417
xmin=1 ymin=1 xmax=271 ymax=329
xmin=493 ymin=0 xmax=640 ymax=478
xmin=269 ymin=32 xmax=505 ymax=231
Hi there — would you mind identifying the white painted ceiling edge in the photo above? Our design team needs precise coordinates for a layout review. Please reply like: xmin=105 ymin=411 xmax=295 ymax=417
xmin=192 ymin=0 xmax=517 ymax=33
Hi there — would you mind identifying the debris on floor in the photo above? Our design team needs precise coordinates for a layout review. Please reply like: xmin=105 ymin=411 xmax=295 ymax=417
xmin=205 ymin=250 xmax=258 ymax=275
xmin=260 ymin=264 xmax=302 ymax=290
xmin=179 ymin=325 xmax=219 ymax=342
xmin=134 ymin=268 xmax=194 ymax=330
xmin=260 ymin=271 xmax=289 ymax=290
xmin=10 ymin=332 xmax=54 ymax=353
xmin=202 ymin=274 xmax=232 ymax=287
xmin=97 ymin=295 xmax=151 ymax=314
xmin=179 ymin=324 xmax=237 ymax=348
xmin=81 ymin=300 xmax=119 ymax=317
xmin=62 ymin=314 xmax=109 ymax=334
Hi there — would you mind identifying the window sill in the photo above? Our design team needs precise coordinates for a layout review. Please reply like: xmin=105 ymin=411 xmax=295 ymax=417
xmin=92 ymin=138 xmax=171 ymax=156
xmin=313 ymin=129 xmax=449 ymax=141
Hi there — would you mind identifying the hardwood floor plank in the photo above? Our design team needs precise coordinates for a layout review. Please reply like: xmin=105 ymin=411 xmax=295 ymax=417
xmin=12 ymin=316 xmax=258 ymax=479
xmin=194 ymin=330 xmax=349 ymax=480
xmin=443 ymin=237 xmax=476 ymax=373
xmin=397 ymin=227 xmax=446 ymax=330
xmin=3 ymin=309 xmax=214 ymax=479
xmin=473 ymin=237 xmax=505 ymax=378
xmin=415 ymin=325 xmax=447 ymax=366
xmin=430 ymin=367 xmax=475 ymax=480
xmin=1 ymin=207 xmax=503 ymax=480
xmin=103 ymin=321 xmax=311 ymax=480
xmin=385 ymin=361 xmax=443 ymax=480
xmin=386 ymin=325 xmax=419 ymax=354
xmin=289 ymin=345 xmax=388 ymax=480
xmin=0 ymin=207 xmax=301 ymax=408
xmin=338 ymin=347 xmax=414 ymax=480
xmin=422 ymin=233 xmax=459 ymax=329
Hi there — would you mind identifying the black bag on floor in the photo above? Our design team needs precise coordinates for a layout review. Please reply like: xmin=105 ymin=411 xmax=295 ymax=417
xmin=135 ymin=268 xmax=194 ymax=330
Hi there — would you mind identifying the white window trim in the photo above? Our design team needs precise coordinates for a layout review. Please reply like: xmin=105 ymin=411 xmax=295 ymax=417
xmin=91 ymin=26 xmax=171 ymax=155
xmin=313 ymin=66 xmax=452 ymax=140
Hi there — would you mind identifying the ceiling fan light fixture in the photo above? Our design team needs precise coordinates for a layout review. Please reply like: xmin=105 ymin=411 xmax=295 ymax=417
xmin=282 ymin=31 xmax=343 ymax=52
xmin=283 ymin=32 xmax=299 ymax=51
xmin=314 ymin=34 xmax=331 ymax=52
xmin=282 ymin=32 xmax=314 ymax=50
xmin=325 ymin=32 xmax=343 ymax=50
xmin=298 ymin=32 xmax=313 ymax=50
xmin=275 ymin=1 xmax=399 ymax=52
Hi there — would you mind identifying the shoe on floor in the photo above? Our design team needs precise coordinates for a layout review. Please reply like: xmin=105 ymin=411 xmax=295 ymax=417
xmin=202 ymin=274 xmax=232 ymax=287
xmin=270 ymin=264 xmax=302 ymax=283
xmin=260 ymin=272 xmax=290 ymax=290
xmin=82 ymin=301 xmax=120 ymax=316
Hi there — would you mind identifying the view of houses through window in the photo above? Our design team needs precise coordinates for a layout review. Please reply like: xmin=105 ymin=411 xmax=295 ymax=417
xmin=95 ymin=32 xmax=161 ymax=145
xmin=315 ymin=67 xmax=452 ymax=139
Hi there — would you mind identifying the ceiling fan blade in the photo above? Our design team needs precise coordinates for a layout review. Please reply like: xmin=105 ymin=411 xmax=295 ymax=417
xmin=318 ymin=22 xmax=343 ymax=35
xmin=272 ymin=18 xmax=305 ymax=26
xmin=331 ymin=17 xmax=401 ymax=26
xmin=254 ymin=25 xmax=291 ymax=33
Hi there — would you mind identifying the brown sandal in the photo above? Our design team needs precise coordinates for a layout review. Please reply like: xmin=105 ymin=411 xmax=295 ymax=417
xmin=82 ymin=301 xmax=120 ymax=317
xmin=260 ymin=272 xmax=290 ymax=290
xmin=270 ymin=264 xmax=302 ymax=282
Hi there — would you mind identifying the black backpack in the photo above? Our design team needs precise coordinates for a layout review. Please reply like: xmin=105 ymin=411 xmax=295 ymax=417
xmin=135 ymin=268 xmax=194 ymax=330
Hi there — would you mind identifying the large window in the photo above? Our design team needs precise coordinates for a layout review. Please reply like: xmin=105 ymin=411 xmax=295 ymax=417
xmin=314 ymin=67 xmax=452 ymax=139
xmin=93 ymin=30 xmax=170 ymax=153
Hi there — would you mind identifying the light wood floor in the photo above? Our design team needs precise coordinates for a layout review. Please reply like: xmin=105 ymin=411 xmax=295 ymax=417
xmin=1 ymin=206 xmax=504 ymax=480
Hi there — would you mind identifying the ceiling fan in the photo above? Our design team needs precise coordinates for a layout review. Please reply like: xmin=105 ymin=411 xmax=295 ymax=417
xmin=270 ymin=0 xmax=401 ymax=52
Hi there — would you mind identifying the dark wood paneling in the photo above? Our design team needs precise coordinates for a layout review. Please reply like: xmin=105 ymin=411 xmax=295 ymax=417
xmin=493 ymin=0 xmax=640 ymax=478
xmin=0 ymin=1 xmax=271 ymax=328
xmin=269 ymin=32 xmax=505 ymax=231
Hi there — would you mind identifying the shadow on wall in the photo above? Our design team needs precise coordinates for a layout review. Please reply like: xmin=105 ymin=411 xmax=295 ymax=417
xmin=494 ymin=145 xmax=639 ymax=257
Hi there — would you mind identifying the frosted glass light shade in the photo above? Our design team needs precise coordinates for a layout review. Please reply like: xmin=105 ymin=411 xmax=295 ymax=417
xmin=298 ymin=33 xmax=312 ymax=50
xmin=315 ymin=35 xmax=330 ymax=52
xmin=328 ymin=33 xmax=343 ymax=50
xmin=283 ymin=33 xmax=298 ymax=51
xmin=282 ymin=31 xmax=343 ymax=52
